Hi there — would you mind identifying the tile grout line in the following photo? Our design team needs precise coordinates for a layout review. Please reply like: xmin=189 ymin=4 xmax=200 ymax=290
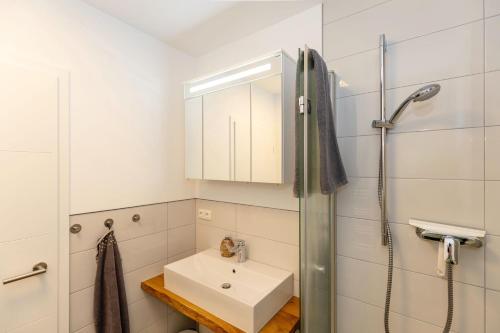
xmin=337 ymin=123 xmax=500 ymax=139
xmin=334 ymin=72 xmax=485 ymax=100
xmin=196 ymin=198 xmax=299 ymax=212
xmin=334 ymin=68 xmax=498 ymax=103
xmin=322 ymin=0 xmax=392 ymax=26
xmin=70 ymin=228 xmax=170 ymax=255
xmin=337 ymin=214 xmax=500 ymax=238
xmin=336 ymin=293 xmax=459 ymax=332
xmin=325 ymin=17 xmax=484 ymax=63
xmin=198 ymin=222 xmax=299 ymax=247
xmin=167 ymin=248 xmax=196 ymax=262
xmin=483 ymin=1 xmax=487 ymax=331
xmin=0 ymin=231 xmax=51 ymax=246
xmin=340 ymin=175 xmax=486 ymax=181
xmin=70 ymin=198 xmax=194 ymax=217
xmin=337 ymin=254 xmax=485 ymax=289
xmin=70 ymin=258 xmax=167 ymax=295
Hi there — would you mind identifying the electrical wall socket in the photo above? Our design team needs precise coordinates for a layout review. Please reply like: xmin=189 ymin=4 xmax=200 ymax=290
xmin=198 ymin=209 xmax=212 ymax=221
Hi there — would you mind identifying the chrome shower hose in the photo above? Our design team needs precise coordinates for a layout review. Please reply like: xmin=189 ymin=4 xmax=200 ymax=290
xmin=378 ymin=149 xmax=393 ymax=333
xmin=378 ymin=147 xmax=454 ymax=333
xmin=443 ymin=262 xmax=454 ymax=333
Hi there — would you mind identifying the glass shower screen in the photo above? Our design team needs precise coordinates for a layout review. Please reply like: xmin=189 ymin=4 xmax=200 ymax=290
xmin=298 ymin=46 xmax=335 ymax=333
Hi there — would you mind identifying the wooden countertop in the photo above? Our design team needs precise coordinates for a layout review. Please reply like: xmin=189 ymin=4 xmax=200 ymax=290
xmin=141 ymin=274 xmax=300 ymax=333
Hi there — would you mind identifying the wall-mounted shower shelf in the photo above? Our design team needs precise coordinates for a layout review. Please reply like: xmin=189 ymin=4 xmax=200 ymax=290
xmin=410 ymin=219 xmax=485 ymax=248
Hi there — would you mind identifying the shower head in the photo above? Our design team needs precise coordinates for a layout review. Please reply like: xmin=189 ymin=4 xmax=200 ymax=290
xmin=389 ymin=84 xmax=441 ymax=124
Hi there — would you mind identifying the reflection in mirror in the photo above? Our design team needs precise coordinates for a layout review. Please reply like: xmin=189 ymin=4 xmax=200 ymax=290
xmin=251 ymin=75 xmax=282 ymax=183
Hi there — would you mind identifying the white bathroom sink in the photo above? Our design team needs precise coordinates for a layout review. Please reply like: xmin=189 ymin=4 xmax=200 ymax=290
xmin=164 ymin=249 xmax=294 ymax=332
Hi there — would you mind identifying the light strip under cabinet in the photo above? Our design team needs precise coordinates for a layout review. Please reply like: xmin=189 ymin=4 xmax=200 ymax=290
xmin=189 ymin=63 xmax=272 ymax=94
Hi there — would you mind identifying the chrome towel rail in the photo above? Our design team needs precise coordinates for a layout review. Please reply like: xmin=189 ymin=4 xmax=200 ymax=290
xmin=3 ymin=262 xmax=48 ymax=285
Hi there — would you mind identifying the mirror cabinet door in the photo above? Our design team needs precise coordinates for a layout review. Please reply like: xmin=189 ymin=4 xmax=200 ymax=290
xmin=203 ymin=84 xmax=251 ymax=181
xmin=185 ymin=96 xmax=203 ymax=179
xmin=251 ymin=75 xmax=283 ymax=183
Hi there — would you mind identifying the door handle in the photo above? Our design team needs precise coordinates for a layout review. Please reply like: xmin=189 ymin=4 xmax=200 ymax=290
xmin=3 ymin=262 xmax=48 ymax=285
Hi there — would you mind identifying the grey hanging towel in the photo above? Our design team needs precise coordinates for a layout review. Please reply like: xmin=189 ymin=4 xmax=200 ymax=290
xmin=293 ymin=49 xmax=348 ymax=197
xmin=94 ymin=231 xmax=130 ymax=333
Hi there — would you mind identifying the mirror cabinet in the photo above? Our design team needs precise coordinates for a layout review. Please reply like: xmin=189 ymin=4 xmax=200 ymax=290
xmin=184 ymin=51 xmax=295 ymax=184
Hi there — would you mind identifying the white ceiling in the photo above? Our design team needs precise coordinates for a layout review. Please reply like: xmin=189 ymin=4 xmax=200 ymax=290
xmin=82 ymin=0 xmax=321 ymax=56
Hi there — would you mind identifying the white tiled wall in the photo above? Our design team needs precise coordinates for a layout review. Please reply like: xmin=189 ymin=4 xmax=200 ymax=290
xmin=324 ymin=0 xmax=500 ymax=331
xmin=69 ymin=200 xmax=196 ymax=333
xmin=195 ymin=199 xmax=300 ymax=297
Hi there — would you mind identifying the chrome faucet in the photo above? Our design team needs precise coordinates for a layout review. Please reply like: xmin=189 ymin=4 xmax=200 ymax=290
xmin=231 ymin=239 xmax=247 ymax=263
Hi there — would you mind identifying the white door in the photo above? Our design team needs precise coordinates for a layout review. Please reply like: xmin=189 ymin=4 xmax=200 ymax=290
xmin=0 ymin=60 xmax=69 ymax=332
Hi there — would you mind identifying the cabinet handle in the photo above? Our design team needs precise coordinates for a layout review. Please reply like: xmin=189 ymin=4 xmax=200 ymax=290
xmin=233 ymin=120 xmax=236 ymax=181
xmin=228 ymin=116 xmax=232 ymax=180
xmin=3 ymin=262 xmax=48 ymax=285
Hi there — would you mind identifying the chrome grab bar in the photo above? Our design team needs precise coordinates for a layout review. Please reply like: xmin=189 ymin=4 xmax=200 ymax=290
xmin=3 ymin=262 xmax=48 ymax=285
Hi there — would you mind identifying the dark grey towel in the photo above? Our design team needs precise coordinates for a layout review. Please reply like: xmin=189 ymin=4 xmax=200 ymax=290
xmin=293 ymin=49 xmax=348 ymax=196
xmin=94 ymin=231 xmax=130 ymax=333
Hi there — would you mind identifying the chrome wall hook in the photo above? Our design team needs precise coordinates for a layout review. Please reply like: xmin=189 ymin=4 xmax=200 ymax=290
xmin=70 ymin=224 xmax=82 ymax=234
xmin=104 ymin=218 xmax=114 ymax=229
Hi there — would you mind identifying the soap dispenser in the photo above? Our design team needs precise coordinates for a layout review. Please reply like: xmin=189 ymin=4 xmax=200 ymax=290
xmin=220 ymin=236 xmax=235 ymax=257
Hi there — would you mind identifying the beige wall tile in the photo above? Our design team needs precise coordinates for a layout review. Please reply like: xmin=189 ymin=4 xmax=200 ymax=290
xmin=486 ymin=126 xmax=500 ymax=180
xmin=486 ymin=16 xmax=500 ymax=72
xmin=324 ymin=0 xmax=482 ymax=61
xmin=166 ymin=311 xmax=196 ymax=333
xmin=73 ymin=323 xmax=95 ymax=333
xmin=70 ymin=204 xmax=166 ymax=253
xmin=196 ymin=199 xmax=237 ymax=231
xmin=338 ymin=135 xmax=379 ymax=178
xmin=323 ymin=0 xmax=388 ymax=24
xmin=167 ymin=249 xmax=196 ymax=263
xmin=128 ymin=297 xmax=167 ymax=333
xmin=236 ymin=205 xmax=299 ymax=246
xmin=120 ymin=231 xmax=167 ymax=273
xmin=486 ymin=0 xmax=500 ymax=17
xmin=337 ymin=217 xmax=484 ymax=286
xmin=385 ymin=22 xmax=483 ymax=89
xmin=338 ymin=256 xmax=484 ymax=331
xmin=70 ymin=287 xmax=94 ymax=332
xmin=386 ymin=74 xmax=484 ymax=133
xmin=387 ymin=128 xmax=484 ymax=180
xmin=124 ymin=261 xmax=165 ymax=304
xmin=387 ymin=178 xmax=484 ymax=228
xmin=70 ymin=249 xmax=96 ymax=293
xmin=336 ymin=92 xmax=379 ymax=137
xmin=238 ymin=232 xmax=299 ymax=280
xmin=486 ymin=289 xmax=500 ymax=333
xmin=139 ymin=319 xmax=166 ymax=333
xmin=167 ymin=224 xmax=196 ymax=258
xmin=486 ymin=235 xmax=500 ymax=291
xmin=337 ymin=177 xmax=380 ymax=220
xmin=167 ymin=200 xmax=195 ymax=229
xmin=486 ymin=181 xmax=500 ymax=235
xmin=337 ymin=296 xmax=446 ymax=333
xmin=486 ymin=71 xmax=500 ymax=126
xmin=196 ymin=223 xmax=234 ymax=252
